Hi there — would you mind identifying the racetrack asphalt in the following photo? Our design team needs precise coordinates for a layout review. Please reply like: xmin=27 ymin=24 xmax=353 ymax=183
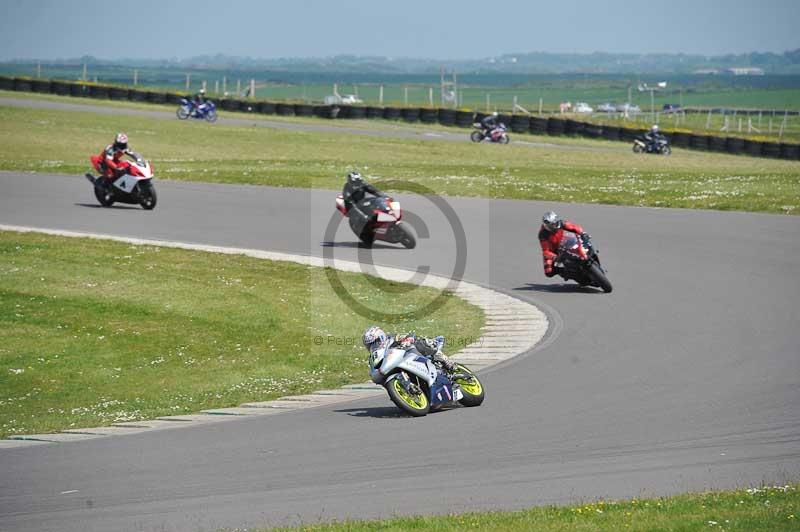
xmin=0 ymin=169 xmax=798 ymax=532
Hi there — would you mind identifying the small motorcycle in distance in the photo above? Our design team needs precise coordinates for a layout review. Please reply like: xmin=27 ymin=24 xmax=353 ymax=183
xmin=336 ymin=194 xmax=416 ymax=248
xmin=369 ymin=336 xmax=485 ymax=417
xmin=177 ymin=99 xmax=217 ymax=122
xmin=85 ymin=152 xmax=157 ymax=210
xmin=471 ymin=123 xmax=510 ymax=144
xmin=553 ymin=232 xmax=612 ymax=293
xmin=633 ymin=135 xmax=671 ymax=155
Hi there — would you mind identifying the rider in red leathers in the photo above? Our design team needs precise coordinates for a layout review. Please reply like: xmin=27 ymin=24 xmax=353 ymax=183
xmin=95 ymin=133 xmax=133 ymax=181
xmin=538 ymin=211 xmax=592 ymax=279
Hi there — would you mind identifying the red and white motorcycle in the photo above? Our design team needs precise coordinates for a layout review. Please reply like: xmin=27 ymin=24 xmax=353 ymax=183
xmin=86 ymin=152 xmax=157 ymax=210
xmin=471 ymin=122 xmax=510 ymax=144
xmin=336 ymin=194 xmax=416 ymax=248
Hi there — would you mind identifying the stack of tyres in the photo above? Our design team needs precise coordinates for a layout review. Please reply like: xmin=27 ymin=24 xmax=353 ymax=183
xmin=547 ymin=118 xmax=565 ymax=136
xmin=455 ymin=110 xmax=474 ymax=128
xmin=743 ymin=139 xmax=763 ymax=157
xmin=438 ymin=109 xmax=457 ymax=127
xmin=510 ymin=115 xmax=530 ymax=133
xmin=30 ymin=79 xmax=52 ymax=93
xmin=383 ymin=107 xmax=402 ymax=120
xmin=366 ymin=106 xmax=384 ymax=119
xmin=401 ymin=108 xmax=420 ymax=122
xmin=726 ymin=137 xmax=745 ymax=155
xmin=258 ymin=101 xmax=276 ymax=114
xmin=419 ymin=108 xmax=438 ymax=124
xmin=529 ymin=117 xmax=548 ymax=135
xmin=670 ymin=132 xmax=691 ymax=148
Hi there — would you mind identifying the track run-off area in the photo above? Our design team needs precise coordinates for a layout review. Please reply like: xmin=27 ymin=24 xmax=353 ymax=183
xmin=0 ymin=97 xmax=798 ymax=532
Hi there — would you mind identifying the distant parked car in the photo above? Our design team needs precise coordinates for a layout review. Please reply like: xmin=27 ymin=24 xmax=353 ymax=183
xmin=616 ymin=103 xmax=641 ymax=114
xmin=596 ymin=102 xmax=616 ymax=113
xmin=574 ymin=102 xmax=593 ymax=113
xmin=662 ymin=103 xmax=682 ymax=114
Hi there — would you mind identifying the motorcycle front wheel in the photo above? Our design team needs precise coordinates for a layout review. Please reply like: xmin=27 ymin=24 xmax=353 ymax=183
xmin=396 ymin=223 xmax=416 ymax=249
xmin=176 ymin=107 xmax=190 ymax=120
xmin=452 ymin=364 xmax=485 ymax=407
xmin=661 ymin=145 xmax=672 ymax=156
xmin=386 ymin=376 xmax=430 ymax=417
xmin=470 ymin=131 xmax=484 ymax=143
xmin=499 ymin=134 xmax=510 ymax=144
xmin=138 ymin=184 xmax=157 ymax=210
xmin=205 ymin=110 xmax=218 ymax=123
xmin=588 ymin=263 xmax=613 ymax=293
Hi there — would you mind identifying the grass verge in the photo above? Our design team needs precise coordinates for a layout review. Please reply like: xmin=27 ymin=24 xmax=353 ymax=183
xmin=0 ymin=101 xmax=798 ymax=214
xmin=0 ymin=231 xmax=483 ymax=438
xmin=266 ymin=484 xmax=799 ymax=531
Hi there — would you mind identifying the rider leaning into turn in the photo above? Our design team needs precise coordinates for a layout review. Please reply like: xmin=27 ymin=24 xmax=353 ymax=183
xmin=538 ymin=211 xmax=593 ymax=279
xmin=97 ymin=133 xmax=133 ymax=181
xmin=480 ymin=111 xmax=500 ymax=134
xmin=341 ymin=171 xmax=384 ymax=213
xmin=363 ymin=326 xmax=457 ymax=372
xmin=643 ymin=124 xmax=664 ymax=151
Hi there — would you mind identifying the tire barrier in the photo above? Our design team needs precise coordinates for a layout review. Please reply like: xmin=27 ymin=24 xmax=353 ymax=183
xmin=438 ymin=108 xmax=457 ymax=127
xmin=762 ymin=142 xmax=781 ymax=159
xmin=779 ymin=143 xmax=800 ymax=160
xmin=474 ymin=111 xmax=488 ymax=124
xmin=129 ymin=88 xmax=149 ymax=102
xmin=708 ymin=135 xmax=727 ymax=153
xmin=145 ymin=91 xmax=167 ymax=104
xmin=51 ymin=81 xmax=71 ymax=95
xmin=313 ymin=105 xmax=338 ymax=119
xmin=165 ymin=93 xmax=184 ymax=105
xmin=689 ymin=134 xmax=710 ymax=151
xmin=108 ymin=87 xmax=130 ymax=101
xmin=670 ymin=131 xmax=691 ymax=148
xmin=401 ymin=107 xmax=420 ymax=122
xmin=30 ymin=79 xmax=52 ymax=93
xmin=294 ymin=103 xmax=314 ymax=117
xmin=89 ymin=85 xmax=110 ymax=99
xmin=529 ymin=117 xmax=548 ymax=135
xmin=220 ymin=98 xmax=241 ymax=111
xmin=0 ymin=76 xmax=13 ymax=90
xmin=582 ymin=123 xmax=603 ymax=139
xmin=69 ymin=83 xmax=90 ymax=97
xmin=13 ymin=78 xmax=33 ymax=92
xmin=546 ymin=117 xmax=566 ymax=135
xmin=366 ymin=106 xmax=384 ymax=119
xmin=601 ymin=125 xmax=621 ymax=141
xmin=348 ymin=105 xmax=367 ymax=119
xmin=743 ymin=139 xmax=763 ymax=157
xmin=383 ymin=107 xmax=401 ymax=120
xmin=276 ymin=102 xmax=294 ymax=116
xmin=258 ymin=101 xmax=276 ymax=114
xmin=419 ymin=108 xmax=438 ymax=124
xmin=510 ymin=115 xmax=530 ymax=133
xmin=564 ymin=119 xmax=585 ymax=136
xmin=455 ymin=110 xmax=474 ymax=128
xmin=618 ymin=127 xmax=641 ymax=143
xmin=726 ymin=137 xmax=745 ymax=155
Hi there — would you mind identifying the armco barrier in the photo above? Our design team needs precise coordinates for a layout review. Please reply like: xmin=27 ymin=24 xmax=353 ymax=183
xmin=2 ymin=76 xmax=797 ymax=161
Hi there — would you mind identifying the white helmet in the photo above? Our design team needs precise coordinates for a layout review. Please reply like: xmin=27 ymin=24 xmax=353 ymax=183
xmin=542 ymin=211 xmax=562 ymax=232
xmin=651 ymin=124 xmax=659 ymax=133
xmin=363 ymin=326 xmax=387 ymax=354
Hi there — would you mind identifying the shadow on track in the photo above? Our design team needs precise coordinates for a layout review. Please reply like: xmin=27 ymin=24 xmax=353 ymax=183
xmin=334 ymin=406 xmax=410 ymax=419
xmin=74 ymin=203 xmax=142 ymax=210
xmin=515 ymin=283 xmax=603 ymax=294
xmin=320 ymin=241 xmax=403 ymax=250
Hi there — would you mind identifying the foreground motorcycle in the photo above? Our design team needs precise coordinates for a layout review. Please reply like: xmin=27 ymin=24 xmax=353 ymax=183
xmin=335 ymin=194 xmax=416 ymax=248
xmin=369 ymin=337 xmax=485 ymax=417
xmin=553 ymin=232 xmax=612 ymax=293
xmin=176 ymin=99 xmax=217 ymax=122
xmin=85 ymin=152 xmax=157 ymax=210
xmin=633 ymin=136 xmax=671 ymax=155
xmin=471 ymin=123 xmax=510 ymax=144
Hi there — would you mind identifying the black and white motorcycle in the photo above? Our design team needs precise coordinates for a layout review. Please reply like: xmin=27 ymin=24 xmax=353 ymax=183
xmin=368 ymin=336 xmax=485 ymax=417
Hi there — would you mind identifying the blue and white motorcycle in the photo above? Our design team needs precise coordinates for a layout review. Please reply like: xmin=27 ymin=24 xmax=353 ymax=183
xmin=369 ymin=336 xmax=485 ymax=417
xmin=176 ymin=99 xmax=217 ymax=122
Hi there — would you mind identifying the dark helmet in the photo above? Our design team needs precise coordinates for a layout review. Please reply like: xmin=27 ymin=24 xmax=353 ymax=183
xmin=113 ymin=132 xmax=128 ymax=151
xmin=542 ymin=211 xmax=563 ymax=232
xmin=347 ymin=171 xmax=363 ymax=184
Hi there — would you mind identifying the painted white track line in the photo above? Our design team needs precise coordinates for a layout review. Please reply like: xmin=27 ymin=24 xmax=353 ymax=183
xmin=0 ymin=224 xmax=547 ymax=448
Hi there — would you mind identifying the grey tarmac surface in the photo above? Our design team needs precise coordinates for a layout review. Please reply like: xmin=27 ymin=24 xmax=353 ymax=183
xmin=0 ymin=172 xmax=799 ymax=532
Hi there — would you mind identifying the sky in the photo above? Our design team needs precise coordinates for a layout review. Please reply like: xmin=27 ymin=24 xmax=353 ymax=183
xmin=1 ymin=0 xmax=798 ymax=61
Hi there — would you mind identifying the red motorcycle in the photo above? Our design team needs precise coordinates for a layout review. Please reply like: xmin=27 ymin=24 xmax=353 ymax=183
xmin=85 ymin=152 xmax=157 ymax=210
xmin=336 ymin=194 xmax=416 ymax=248
xmin=553 ymin=232 xmax=612 ymax=293
xmin=471 ymin=123 xmax=510 ymax=144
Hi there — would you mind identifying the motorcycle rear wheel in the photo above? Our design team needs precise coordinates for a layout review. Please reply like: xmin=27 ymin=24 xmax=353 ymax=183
xmin=386 ymin=376 xmax=430 ymax=417
xmin=94 ymin=184 xmax=114 ymax=207
xmin=176 ymin=107 xmax=190 ymax=120
xmin=588 ymin=263 xmax=613 ymax=293
xmin=632 ymin=143 xmax=643 ymax=153
xmin=453 ymin=364 xmax=485 ymax=407
xmin=470 ymin=131 xmax=484 ymax=143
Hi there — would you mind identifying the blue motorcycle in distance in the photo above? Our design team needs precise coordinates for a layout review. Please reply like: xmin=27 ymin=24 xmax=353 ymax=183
xmin=177 ymin=99 xmax=217 ymax=122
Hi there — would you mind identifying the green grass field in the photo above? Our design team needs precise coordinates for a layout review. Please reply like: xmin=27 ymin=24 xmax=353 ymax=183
xmin=0 ymin=101 xmax=798 ymax=214
xmin=267 ymin=484 xmax=799 ymax=531
xmin=0 ymin=231 xmax=483 ymax=438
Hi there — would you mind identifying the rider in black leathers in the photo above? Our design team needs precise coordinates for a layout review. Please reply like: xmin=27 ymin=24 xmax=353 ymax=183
xmin=643 ymin=124 xmax=665 ymax=152
xmin=341 ymin=171 xmax=384 ymax=213
xmin=480 ymin=112 xmax=500 ymax=135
